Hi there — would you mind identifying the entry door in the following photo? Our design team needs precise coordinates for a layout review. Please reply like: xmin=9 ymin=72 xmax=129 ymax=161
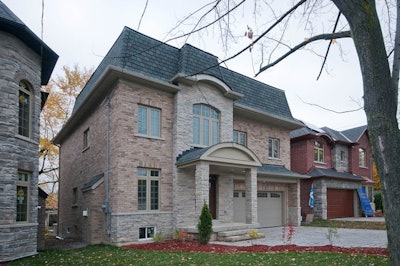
xmin=209 ymin=176 xmax=217 ymax=219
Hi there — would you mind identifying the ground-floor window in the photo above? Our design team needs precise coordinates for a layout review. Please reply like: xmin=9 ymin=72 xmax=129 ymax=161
xmin=137 ymin=168 xmax=159 ymax=211
xmin=139 ymin=226 xmax=155 ymax=240
xmin=17 ymin=172 xmax=30 ymax=222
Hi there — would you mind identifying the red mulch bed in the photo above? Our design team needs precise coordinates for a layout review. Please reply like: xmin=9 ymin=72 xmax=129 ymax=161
xmin=123 ymin=240 xmax=389 ymax=256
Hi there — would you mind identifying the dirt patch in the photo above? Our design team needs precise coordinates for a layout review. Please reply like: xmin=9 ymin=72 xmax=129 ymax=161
xmin=123 ymin=239 xmax=389 ymax=256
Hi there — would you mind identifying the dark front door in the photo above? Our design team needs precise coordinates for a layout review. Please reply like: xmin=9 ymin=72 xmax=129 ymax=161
xmin=209 ymin=175 xmax=217 ymax=219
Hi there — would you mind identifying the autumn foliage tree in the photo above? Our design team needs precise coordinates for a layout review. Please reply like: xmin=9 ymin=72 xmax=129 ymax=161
xmin=39 ymin=65 xmax=92 ymax=193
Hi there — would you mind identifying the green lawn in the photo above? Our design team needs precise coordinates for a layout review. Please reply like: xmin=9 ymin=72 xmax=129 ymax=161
xmin=9 ymin=244 xmax=389 ymax=266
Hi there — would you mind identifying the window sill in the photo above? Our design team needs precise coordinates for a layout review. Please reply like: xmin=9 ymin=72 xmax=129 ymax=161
xmin=268 ymin=157 xmax=281 ymax=160
xmin=135 ymin=134 xmax=165 ymax=141
xmin=314 ymin=161 xmax=327 ymax=165
xmin=15 ymin=134 xmax=38 ymax=144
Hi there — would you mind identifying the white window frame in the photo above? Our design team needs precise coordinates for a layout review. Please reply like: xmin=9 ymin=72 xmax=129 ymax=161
xmin=18 ymin=81 xmax=32 ymax=138
xmin=314 ymin=141 xmax=324 ymax=163
xmin=137 ymin=168 xmax=160 ymax=211
xmin=359 ymin=148 xmax=367 ymax=167
xmin=268 ymin=138 xmax=280 ymax=159
xmin=340 ymin=150 xmax=346 ymax=162
xmin=138 ymin=105 xmax=161 ymax=138
xmin=17 ymin=172 xmax=30 ymax=222
xmin=192 ymin=104 xmax=219 ymax=146
xmin=139 ymin=226 xmax=155 ymax=240
xmin=233 ymin=131 xmax=247 ymax=146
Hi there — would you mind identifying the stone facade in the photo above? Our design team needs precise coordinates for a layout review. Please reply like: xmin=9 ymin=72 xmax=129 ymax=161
xmin=0 ymin=28 xmax=56 ymax=263
xmin=55 ymin=29 xmax=305 ymax=246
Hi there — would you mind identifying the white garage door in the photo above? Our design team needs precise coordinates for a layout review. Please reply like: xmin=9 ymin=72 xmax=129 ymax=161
xmin=258 ymin=192 xmax=283 ymax=227
xmin=233 ymin=191 xmax=283 ymax=227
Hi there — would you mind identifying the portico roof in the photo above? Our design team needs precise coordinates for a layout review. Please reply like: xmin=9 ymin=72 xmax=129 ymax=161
xmin=176 ymin=143 xmax=262 ymax=168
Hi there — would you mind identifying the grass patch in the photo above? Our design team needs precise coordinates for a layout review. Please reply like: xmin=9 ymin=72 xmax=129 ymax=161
xmin=9 ymin=244 xmax=389 ymax=266
xmin=304 ymin=219 xmax=386 ymax=230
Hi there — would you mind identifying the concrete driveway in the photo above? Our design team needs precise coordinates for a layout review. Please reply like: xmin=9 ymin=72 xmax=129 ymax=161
xmin=213 ymin=218 xmax=387 ymax=248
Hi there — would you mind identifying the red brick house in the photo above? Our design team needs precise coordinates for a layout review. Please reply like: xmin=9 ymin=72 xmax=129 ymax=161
xmin=53 ymin=27 xmax=309 ymax=246
xmin=291 ymin=124 xmax=374 ymax=220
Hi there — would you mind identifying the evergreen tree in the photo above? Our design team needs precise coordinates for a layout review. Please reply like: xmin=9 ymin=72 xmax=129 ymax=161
xmin=197 ymin=202 xmax=213 ymax=244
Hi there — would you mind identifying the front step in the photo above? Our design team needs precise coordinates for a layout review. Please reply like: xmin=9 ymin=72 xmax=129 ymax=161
xmin=217 ymin=229 xmax=265 ymax=242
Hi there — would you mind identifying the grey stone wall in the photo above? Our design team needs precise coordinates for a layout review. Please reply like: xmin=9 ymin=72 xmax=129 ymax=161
xmin=0 ymin=31 xmax=42 ymax=262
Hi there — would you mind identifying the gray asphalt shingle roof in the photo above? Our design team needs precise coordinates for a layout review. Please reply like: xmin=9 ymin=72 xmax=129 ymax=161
xmin=258 ymin=164 xmax=309 ymax=178
xmin=308 ymin=167 xmax=364 ymax=181
xmin=74 ymin=27 xmax=296 ymax=123
xmin=82 ymin=173 xmax=104 ymax=191
xmin=0 ymin=1 xmax=58 ymax=85
xmin=291 ymin=123 xmax=367 ymax=145
xmin=341 ymin=125 xmax=367 ymax=142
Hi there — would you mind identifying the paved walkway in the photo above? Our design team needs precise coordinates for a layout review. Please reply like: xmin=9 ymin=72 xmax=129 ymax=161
xmin=213 ymin=226 xmax=387 ymax=248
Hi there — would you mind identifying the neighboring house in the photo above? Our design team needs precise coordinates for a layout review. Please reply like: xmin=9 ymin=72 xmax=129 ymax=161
xmin=0 ymin=1 xmax=58 ymax=262
xmin=53 ymin=27 xmax=308 ymax=245
xmin=291 ymin=123 xmax=373 ymax=220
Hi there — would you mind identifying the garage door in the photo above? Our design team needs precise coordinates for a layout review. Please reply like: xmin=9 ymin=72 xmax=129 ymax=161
xmin=327 ymin=189 xmax=354 ymax=219
xmin=258 ymin=192 xmax=283 ymax=227
xmin=233 ymin=191 xmax=283 ymax=227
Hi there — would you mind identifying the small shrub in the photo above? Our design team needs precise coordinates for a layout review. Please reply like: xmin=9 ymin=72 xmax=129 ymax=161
xmin=326 ymin=226 xmax=338 ymax=245
xmin=374 ymin=193 xmax=384 ymax=213
xmin=248 ymin=229 xmax=260 ymax=239
xmin=153 ymin=232 xmax=165 ymax=242
xmin=173 ymin=229 xmax=188 ymax=242
xmin=197 ymin=202 xmax=213 ymax=245
xmin=281 ymin=224 xmax=295 ymax=244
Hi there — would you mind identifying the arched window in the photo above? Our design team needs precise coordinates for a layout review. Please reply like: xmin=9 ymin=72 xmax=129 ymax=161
xmin=192 ymin=104 xmax=219 ymax=146
xmin=314 ymin=141 xmax=324 ymax=163
xmin=18 ymin=81 xmax=32 ymax=138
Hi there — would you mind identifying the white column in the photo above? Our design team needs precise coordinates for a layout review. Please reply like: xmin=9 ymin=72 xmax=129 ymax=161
xmin=195 ymin=162 xmax=210 ymax=216
xmin=245 ymin=167 xmax=258 ymax=224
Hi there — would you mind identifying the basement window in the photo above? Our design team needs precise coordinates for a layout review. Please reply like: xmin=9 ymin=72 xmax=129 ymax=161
xmin=139 ymin=227 xmax=155 ymax=240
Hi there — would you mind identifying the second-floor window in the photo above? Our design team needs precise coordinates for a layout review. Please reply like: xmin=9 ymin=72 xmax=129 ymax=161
xmin=83 ymin=128 xmax=90 ymax=150
xmin=18 ymin=81 xmax=32 ymax=138
xmin=268 ymin=138 xmax=280 ymax=158
xmin=193 ymin=104 xmax=219 ymax=146
xmin=138 ymin=168 xmax=159 ymax=211
xmin=340 ymin=150 xmax=346 ymax=162
xmin=233 ymin=131 xmax=246 ymax=145
xmin=138 ymin=105 xmax=160 ymax=137
xmin=359 ymin=148 xmax=366 ymax=167
xmin=314 ymin=141 xmax=324 ymax=163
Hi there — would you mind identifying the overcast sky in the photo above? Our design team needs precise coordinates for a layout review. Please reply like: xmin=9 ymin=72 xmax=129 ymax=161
xmin=3 ymin=0 xmax=368 ymax=130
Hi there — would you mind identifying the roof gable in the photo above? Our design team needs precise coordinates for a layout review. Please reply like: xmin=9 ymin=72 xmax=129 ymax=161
xmin=0 ymin=1 xmax=58 ymax=85
xmin=341 ymin=125 xmax=367 ymax=142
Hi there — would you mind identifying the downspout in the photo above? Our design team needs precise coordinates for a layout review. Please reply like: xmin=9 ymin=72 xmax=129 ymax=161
xmin=104 ymin=96 xmax=111 ymax=236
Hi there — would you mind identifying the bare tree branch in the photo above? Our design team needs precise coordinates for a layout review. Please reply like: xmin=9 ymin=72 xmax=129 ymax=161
xmin=163 ymin=0 xmax=218 ymax=41
xmin=186 ymin=0 xmax=308 ymax=76
xmin=137 ymin=0 xmax=149 ymax=31
xmin=256 ymin=30 xmax=351 ymax=76
xmin=299 ymin=96 xmax=364 ymax=114
xmin=184 ymin=0 xmax=222 ymax=43
xmin=39 ymin=167 xmax=59 ymax=175
xmin=316 ymin=12 xmax=341 ymax=80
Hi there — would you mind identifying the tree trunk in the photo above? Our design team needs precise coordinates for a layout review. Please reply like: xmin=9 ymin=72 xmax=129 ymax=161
xmin=332 ymin=0 xmax=400 ymax=264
